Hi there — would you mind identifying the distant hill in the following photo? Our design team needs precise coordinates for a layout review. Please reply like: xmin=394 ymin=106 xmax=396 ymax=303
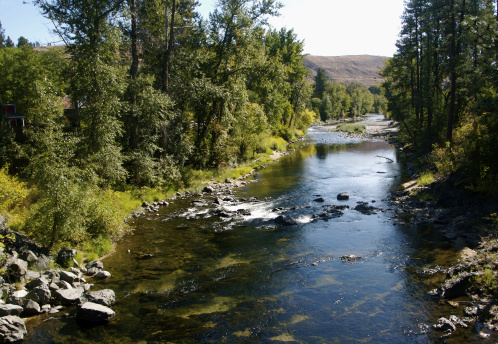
xmin=303 ymin=55 xmax=388 ymax=87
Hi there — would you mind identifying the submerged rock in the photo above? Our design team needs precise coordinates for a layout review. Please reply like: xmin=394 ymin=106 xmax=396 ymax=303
xmin=340 ymin=255 xmax=362 ymax=263
xmin=353 ymin=202 xmax=378 ymax=215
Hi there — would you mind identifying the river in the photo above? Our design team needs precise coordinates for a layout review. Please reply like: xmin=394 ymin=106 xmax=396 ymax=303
xmin=24 ymin=116 xmax=463 ymax=343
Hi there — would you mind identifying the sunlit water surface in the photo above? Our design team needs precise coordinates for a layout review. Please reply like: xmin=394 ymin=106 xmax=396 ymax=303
xmin=24 ymin=117 xmax=475 ymax=343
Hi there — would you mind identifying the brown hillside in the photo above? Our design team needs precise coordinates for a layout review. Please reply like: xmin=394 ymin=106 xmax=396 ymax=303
xmin=304 ymin=55 xmax=388 ymax=87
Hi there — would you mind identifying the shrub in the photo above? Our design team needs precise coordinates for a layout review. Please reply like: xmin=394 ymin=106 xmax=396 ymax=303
xmin=418 ymin=172 xmax=435 ymax=186
xmin=0 ymin=165 xmax=28 ymax=217
xmin=335 ymin=123 xmax=366 ymax=134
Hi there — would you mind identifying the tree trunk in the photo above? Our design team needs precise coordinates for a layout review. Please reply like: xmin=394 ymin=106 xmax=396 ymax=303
xmin=162 ymin=0 xmax=177 ymax=93
xmin=129 ymin=0 xmax=138 ymax=79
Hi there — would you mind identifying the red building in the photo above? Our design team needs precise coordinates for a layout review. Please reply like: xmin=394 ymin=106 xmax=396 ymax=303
xmin=1 ymin=104 xmax=25 ymax=127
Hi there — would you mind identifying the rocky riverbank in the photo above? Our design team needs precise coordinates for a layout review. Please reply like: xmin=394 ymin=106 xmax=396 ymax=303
xmin=390 ymin=175 xmax=498 ymax=340
xmin=0 ymin=215 xmax=116 ymax=343
xmin=335 ymin=115 xmax=498 ymax=340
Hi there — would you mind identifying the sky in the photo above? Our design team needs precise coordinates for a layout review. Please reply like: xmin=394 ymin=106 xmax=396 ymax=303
xmin=0 ymin=0 xmax=405 ymax=57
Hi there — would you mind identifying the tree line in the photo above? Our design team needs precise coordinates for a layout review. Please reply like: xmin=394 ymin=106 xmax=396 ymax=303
xmin=0 ymin=0 xmax=319 ymax=251
xmin=382 ymin=0 xmax=497 ymax=191
xmin=311 ymin=68 xmax=387 ymax=121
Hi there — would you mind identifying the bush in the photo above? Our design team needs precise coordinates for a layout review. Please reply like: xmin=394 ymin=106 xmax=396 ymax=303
xmin=418 ymin=172 xmax=435 ymax=186
xmin=0 ymin=165 xmax=28 ymax=217
xmin=268 ymin=137 xmax=288 ymax=151
xmin=335 ymin=123 xmax=366 ymax=134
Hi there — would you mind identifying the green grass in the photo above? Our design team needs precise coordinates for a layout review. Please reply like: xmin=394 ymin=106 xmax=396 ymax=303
xmin=418 ymin=172 xmax=435 ymax=186
xmin=335 ymin=123 xmax=366 ymax=134
xmin=268 ymin=137 xmax=288 ymax=151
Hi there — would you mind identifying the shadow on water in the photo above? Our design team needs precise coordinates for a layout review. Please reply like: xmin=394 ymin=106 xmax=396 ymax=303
xmin=24 ymin=126 xmax=478 ymax=343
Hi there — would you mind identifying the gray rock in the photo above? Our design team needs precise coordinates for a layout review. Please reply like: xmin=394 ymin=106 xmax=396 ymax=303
xmin=53 ymin=287 xmax=84 ymax=305
xmin=11 ymin=290 xmax=27 ymax=299
xmin=48 ymin=282 xmax=60 ymax=292
xmin=439 ymin=272 xmax=475 ymax=299
xmin=57 ymin=249 xmax=77 ymax=263
xmin=433 ymin=317 xmax=456 ymax=332
xmin=85 ymin=260 xmax=104 ymax=271
xmin=70 ymin=267 xmax=82 ymax=277
xmin=77 ymin=302 xmax=115 ymax=323
xmin=19 ymin=251 xmax=37 ymax=265
xmin=83 ymin=289 xmax=115 ymax=307
xmin=0 ymin=305 xmax=23 ymax=317
xmin=0 ymin=316 xmax=27 ymax=343
xmin=313 ymin=197 xmax=325 ymax=203
xmin=275 ymin=215 xmax=298 ymax=226
xmin=4 ymin=297 xmax=22 ymax=308
xmin=57 ymin=280 xmax=73 ymax=290
xmin=94 ymin=271 xmax=111 ymax=279
xmin=49 ymin=305 xmax=63 ymax=314
xmin=25 ymin=277 xmax=49 ymax=290
xmin=337 ymin=193 xmax=349 ymax=200
xmin=202 ymin=186 xmax=214 ymax=193
xmin=43 ymin=270 xmax=59 ymax=281
xmin=21 ymin=299 xmax=41 ymax=316
xmin=24 ymin=270 xmax=41 ymax=280
xmin=85 ymin=267 xmax=100 ymax=276
xmin=26 ymin=287 xmax=51 ymax=305
xmin=340 ymin=255 xmax=362 ymax=263
xmin=60 ymin=270 xmax=79 ymax=284
xmin=3 ymin=259 xmax=27 ymax=282
xmin=353 ymin=203 xmax=378 ymax=215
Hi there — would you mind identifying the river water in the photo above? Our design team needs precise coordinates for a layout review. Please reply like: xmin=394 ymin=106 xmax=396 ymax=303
xmin=25 ymin=117 xmax=466 ymax=343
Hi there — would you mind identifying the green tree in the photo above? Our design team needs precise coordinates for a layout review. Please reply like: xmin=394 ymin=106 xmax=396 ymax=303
xmin=313 ymin=68 xmax=328 ymax=99
xmin=16 ymin=36 xmax=30 ymax=47
xmin=36 ymin=0 xmax=128 ymax=186
xmin=0 ymin=21 xmax=5 ymax=47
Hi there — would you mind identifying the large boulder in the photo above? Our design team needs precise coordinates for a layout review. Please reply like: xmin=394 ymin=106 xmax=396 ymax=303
xmin=53 ymin=287 xmax=84 ymax=305
xmin=275 ymin=215 xmax=298 ymax=226
xmin=26 ymin=287 xmax=51 ymax=306
xmin=35 ymin=255 xmax=52 ymax=271
xmin=77 ymin=302 xmax=115 ymax=323
xmin=57 ymin=249 xmax=77 ymax=267
xmin=353 ymin=203 xmax=378 ymax=215
xmin=21 ymin=300 xmax=41 ymax=317
xmin=0 ymin=316 xmax=27 ymax=343
xmin=0 ymin=305 xmax=23 ymax=317
xmin=439 ymin=272 xmax=475 ymax=299
xmin=337 ymin=193 xmax=349 ymax=200
xmin=25 ymin=277 xmax=49 ymax=290
xmin=85 ymin=260 xmax=104 ymax=271
xmin=3 ymin=259 xmax=27 ymax=282
xmin=94 ymin=271 xmax=111 ymax=279
xmin=82 ymin=289 xmax=115 ymax=307
xmin=19 ymin=251 xmax=37 ymax=266
xmin=60 ymin=270 xmax=79 ymax=285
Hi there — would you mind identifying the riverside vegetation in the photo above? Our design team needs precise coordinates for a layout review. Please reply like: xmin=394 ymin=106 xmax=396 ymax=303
xmin=381 ymin=0 xmax=498 ymax=339
xmin=0 ymin=0 xmax=383 ymax=256
xmin=0 ymin=0 xmax=496 ymax=341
